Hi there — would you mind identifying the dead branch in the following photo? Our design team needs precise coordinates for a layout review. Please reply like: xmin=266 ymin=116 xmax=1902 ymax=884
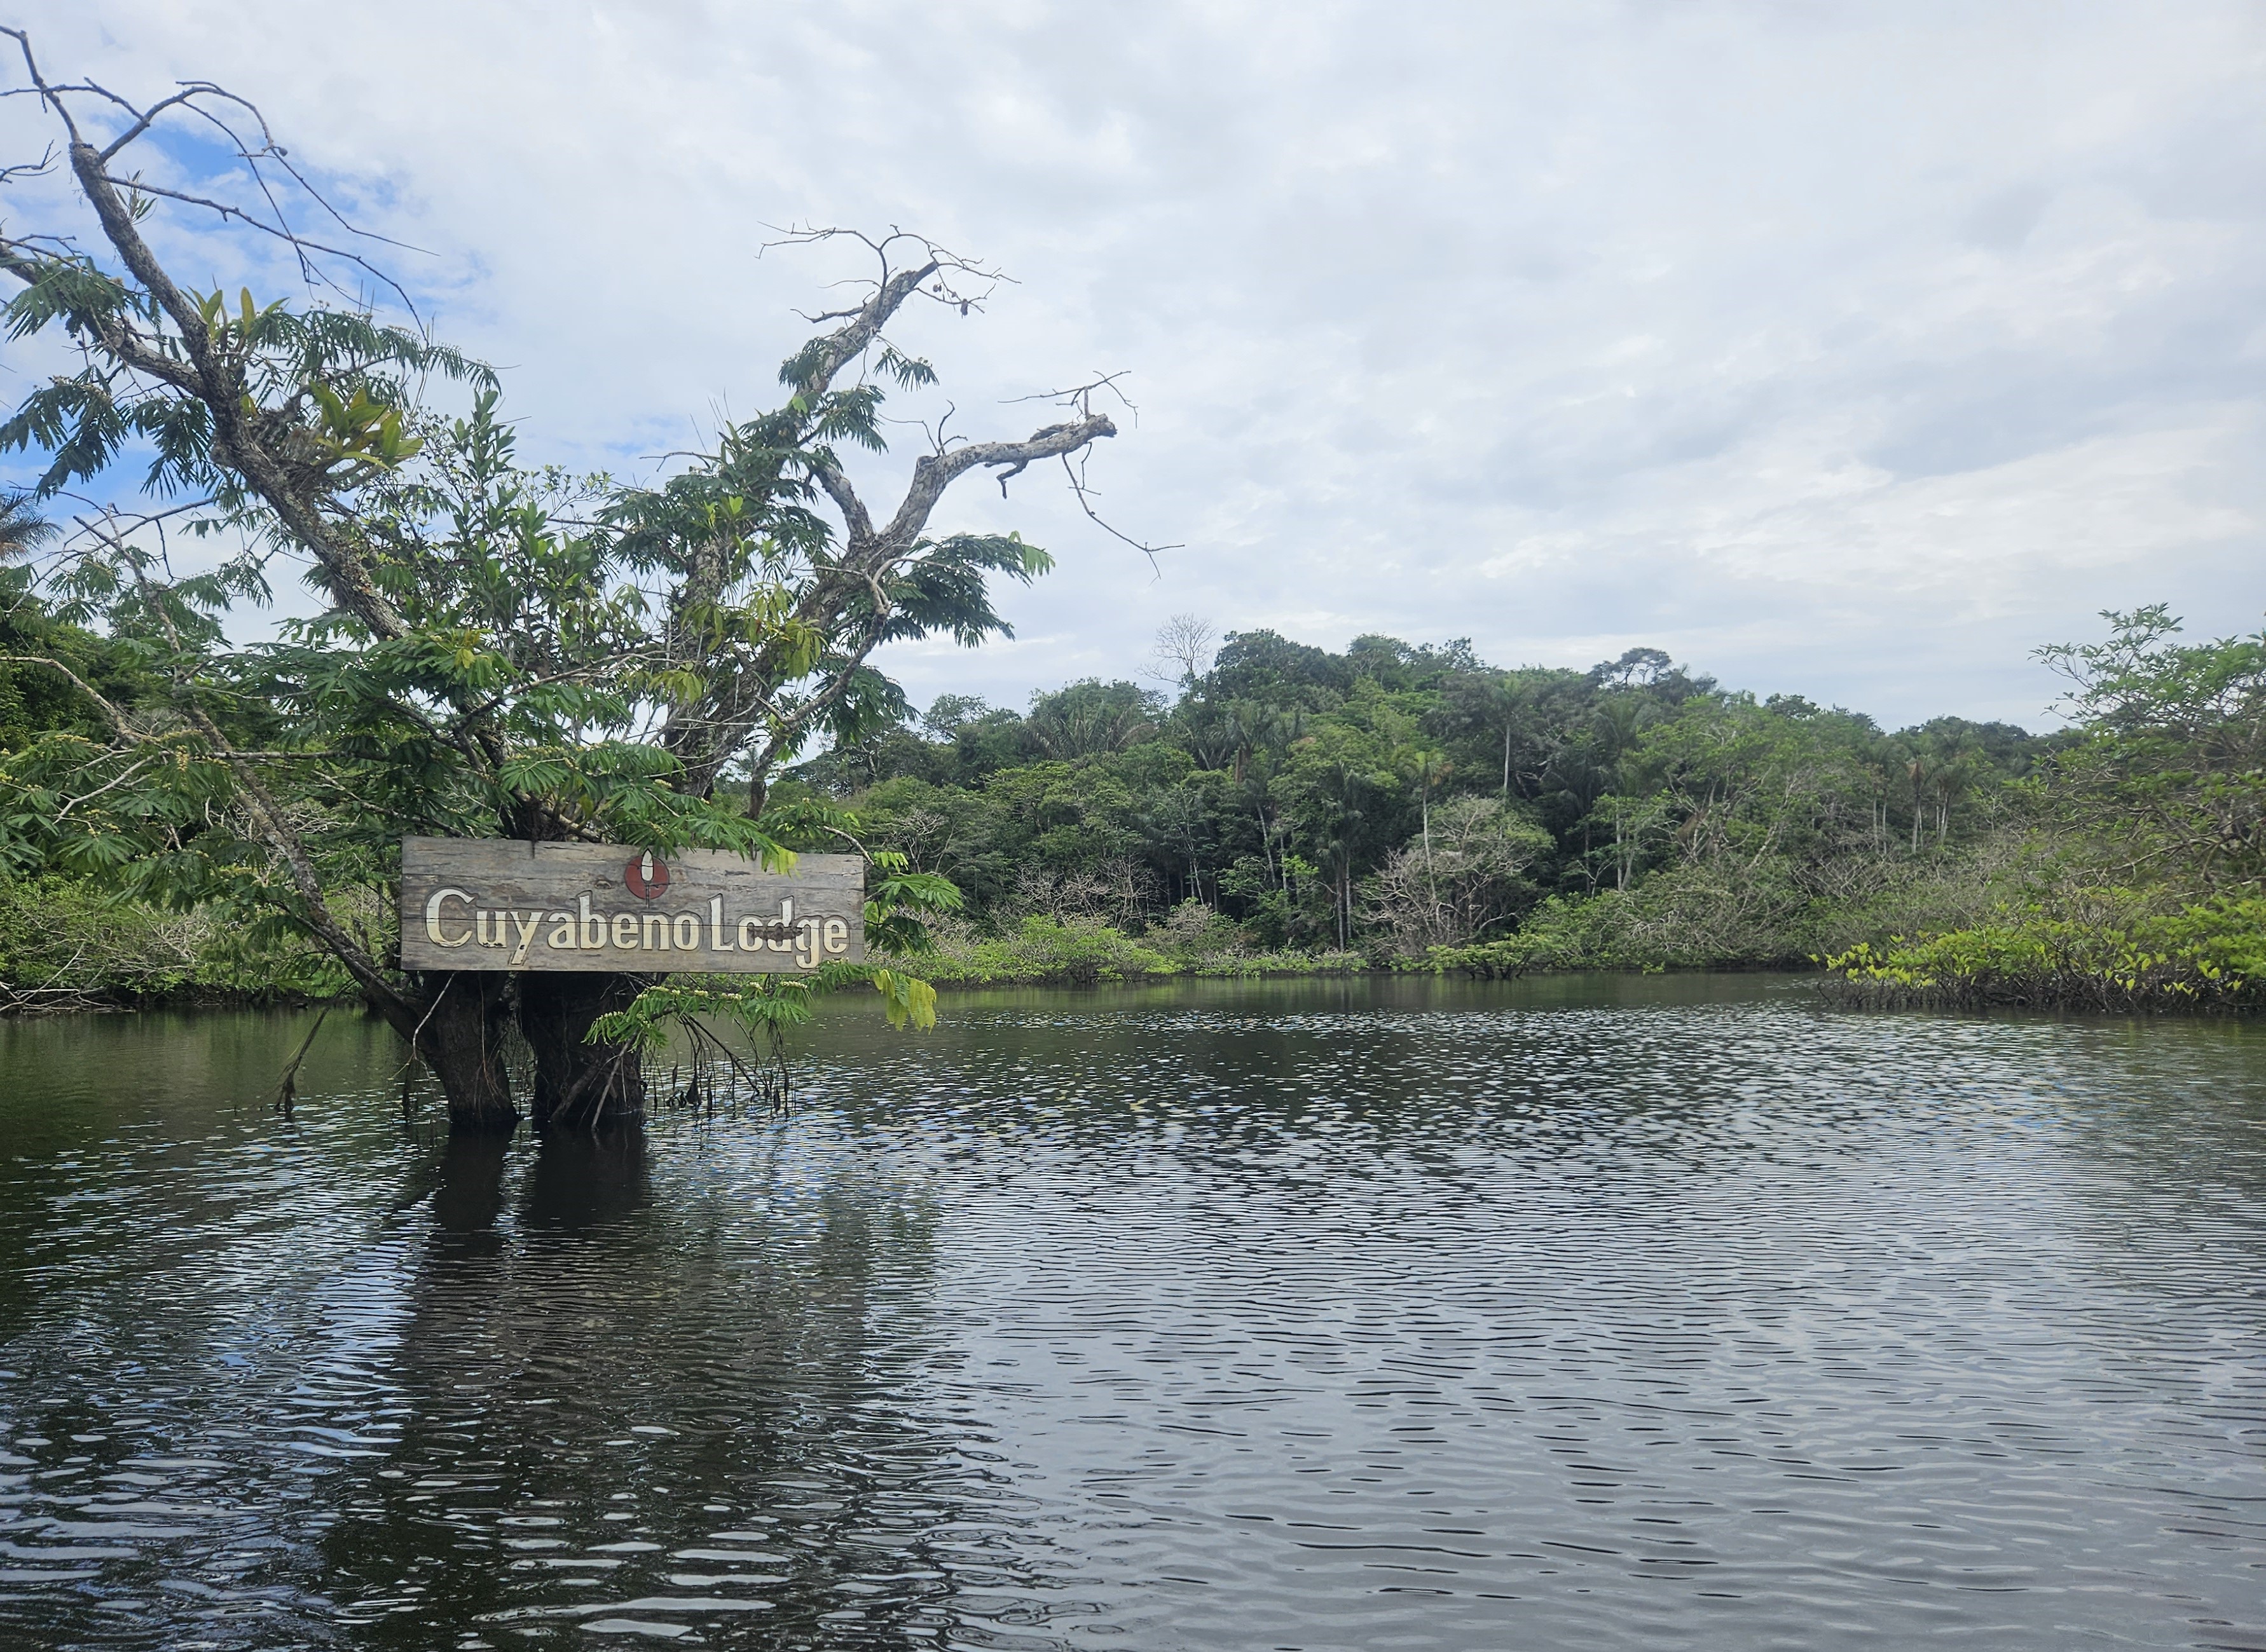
xmin=1 ymin=27 xmax=416 ymax=641
xmin=765 ymin=223 xmax=1008 ymax=320
xmin=881 ymin=413 xmax=1117 ymax=545
xmin=269 ymin=1007 xmax=328 ymax=1114
xmin=1062 ymin=448 xmax=1182 ymax=565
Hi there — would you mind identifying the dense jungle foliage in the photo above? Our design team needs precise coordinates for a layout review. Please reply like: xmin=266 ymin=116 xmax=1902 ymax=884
xmin=760 ymin=606 xmax=2261 ymax=1008
xmin=1 ymin=583 xmax=2260 ymax=1013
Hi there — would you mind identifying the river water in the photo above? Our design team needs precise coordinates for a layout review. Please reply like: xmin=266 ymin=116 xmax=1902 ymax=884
xmin=0 ymin=975 xmax=2260 ymax=1649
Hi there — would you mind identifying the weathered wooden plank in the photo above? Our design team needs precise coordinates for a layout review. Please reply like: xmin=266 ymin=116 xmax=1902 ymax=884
xmin=398 ymin=837 xmax=865 ymax=973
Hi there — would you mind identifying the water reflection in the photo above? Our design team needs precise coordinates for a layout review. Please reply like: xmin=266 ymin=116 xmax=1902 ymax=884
xmin=0 ymin=980 xmax=2260 ymax=1648
xmin=313 ymin=1118 xmax=1081 ymax=1648
xmin=431 ymin=1130 xmax=513 ymax=1239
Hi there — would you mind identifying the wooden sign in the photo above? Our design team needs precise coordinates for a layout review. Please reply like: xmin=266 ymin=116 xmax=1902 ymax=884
xmin=398 ymin=837 xmax=864 ymax=973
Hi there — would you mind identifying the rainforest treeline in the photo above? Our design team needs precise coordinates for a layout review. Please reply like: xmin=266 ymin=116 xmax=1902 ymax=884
xmin=785 ymin=631 xmax=2028 ymax=959
xmin=2 ymin=589 xmax=2260 ymax=1011
xmin=763 ymin=609 xmax=2263 ymax=1007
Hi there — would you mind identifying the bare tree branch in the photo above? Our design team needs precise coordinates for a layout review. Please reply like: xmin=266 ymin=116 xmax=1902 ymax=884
xmin=809 ymin=455 xmax=875 ymax=545
xmin=879 ymin=413 xmax=1118 ymax=547
xmin=1062 ymin=448 xmax=1181 ymax=565
xmin=0 ymin=653 xmax=137 ymax=739
xmin=1 ymin=27 xmax=422 ymax=641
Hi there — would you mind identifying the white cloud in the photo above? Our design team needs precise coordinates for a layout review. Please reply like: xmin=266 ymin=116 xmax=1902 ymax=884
xmin=6 ymin=0 xmax=2260 ymax=728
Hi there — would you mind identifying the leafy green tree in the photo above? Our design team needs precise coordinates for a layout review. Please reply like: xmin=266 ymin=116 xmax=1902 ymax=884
xmin=1206 ymin=628 xmax=1353 ymax=709
xmin=1 ymin=498 xmax=153 ymax=750
xmin=0 ymin=491 xmax=52 ymax=561
xmin=919 ymin=693 xmax=994 ymax=741
xmin=0 ymin=35 xmax=1134 ymax=1126
xmin=2035 ymin=606 xmax=2266 ymax=889
xmin=1365 ymin=795 xmax=1552 ymax=952
xmin=1271 ymin=723 xmax=1407 ymax=949
xmin=1026 ymin=679 xmax=1162 ymax=760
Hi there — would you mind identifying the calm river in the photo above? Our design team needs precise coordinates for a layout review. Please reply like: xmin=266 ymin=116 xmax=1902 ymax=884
xmin=0 ymin=976 xmax=2260 ymax=1649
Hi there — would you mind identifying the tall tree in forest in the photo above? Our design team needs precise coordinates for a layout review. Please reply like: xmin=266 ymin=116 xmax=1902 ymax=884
xmin=2035 ymin=606 xmax=2266 ymax=888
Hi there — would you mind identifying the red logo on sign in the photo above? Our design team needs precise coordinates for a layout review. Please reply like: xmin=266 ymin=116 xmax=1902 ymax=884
xmin=624 ymin=852 xmax=671 ymax=900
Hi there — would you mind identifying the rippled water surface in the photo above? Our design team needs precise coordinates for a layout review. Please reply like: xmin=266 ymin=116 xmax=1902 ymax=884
xmin=0 ymin=975 xmax=2262 ymax=1649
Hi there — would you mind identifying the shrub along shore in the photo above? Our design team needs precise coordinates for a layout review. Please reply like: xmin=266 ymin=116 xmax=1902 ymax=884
xmin=10 ymin=894 xmax=2260 ymax=1014
xmin=3 ymin=608 xmax=2260 ymax=1017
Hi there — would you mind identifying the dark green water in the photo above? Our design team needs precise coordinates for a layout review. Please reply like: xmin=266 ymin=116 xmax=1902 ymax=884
xmin=0 ymin=975 xmax=2261 ymax=1649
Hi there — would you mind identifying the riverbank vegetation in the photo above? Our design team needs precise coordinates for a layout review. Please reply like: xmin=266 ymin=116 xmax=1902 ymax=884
xmin=767 ymin=605 xmax=2261 ymax=1011
xmin=4 ymin=574 xmax=2260 ymax=1014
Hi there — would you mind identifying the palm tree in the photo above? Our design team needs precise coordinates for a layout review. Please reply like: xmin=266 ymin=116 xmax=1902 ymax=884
xmin=1585 ymin=695 xmax=1658 ymax=889
xmin=0 ymin=491 xmax=55 ymax=561
xmin=1445 ymin=671 xmax=1530 ymax=796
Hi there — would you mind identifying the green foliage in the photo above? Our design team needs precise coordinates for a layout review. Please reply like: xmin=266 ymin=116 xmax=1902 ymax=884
xmin=869 ymin=967 xmax=942 ymax=1030
xmin=2030 ymin=606 xmax=2266 ymax=887
xmin=824 ymin=618 xmax=2048 ymax=967
xmin=585 ymin=960 xmax=914 ymax=1058
xmin=903 ymin=908 xmax=1366 ymax=988
xmin=0 ymin=186 xmax=1085 ymax=1050
xmin=916 ymin=915 xmax=1178 ymax=985
xmin=1821 ymin=895 xmax=2266 ymax=1013
xmin=578 ymin=842 xmax=956 ymax=1059
xmin=802 ymin=604 xmax=2260 ymax=1010
xmin=13 ymin=582 xmax=2258 ymax=1014
xmin=862 ymin=851 xmax=965 ymax=956
xmin=0 ymin=875 xmax=356 ymax=1008
xmin=1026 ymin=679 xmax=1162 ymax=760
xmin=0 ymin=264 xmax=489 ymax=503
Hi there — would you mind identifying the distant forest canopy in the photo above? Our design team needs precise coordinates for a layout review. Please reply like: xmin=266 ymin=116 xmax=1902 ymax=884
xmin=776 ymin=620 xmax=2047 ymax=952
xmin=766 ymin=606 xmax=2263 ymax=999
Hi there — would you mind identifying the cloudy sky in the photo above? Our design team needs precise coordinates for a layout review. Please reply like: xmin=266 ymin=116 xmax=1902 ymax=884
xmin=10 ymin=1 xmax=2263 ymax=729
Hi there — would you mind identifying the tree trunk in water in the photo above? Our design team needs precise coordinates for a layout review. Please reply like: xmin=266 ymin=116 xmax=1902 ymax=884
xmin=408 ymin=971 xmax=519 ymax=1131
xmin=518 ymin=973 xmax=649 ymax=1130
